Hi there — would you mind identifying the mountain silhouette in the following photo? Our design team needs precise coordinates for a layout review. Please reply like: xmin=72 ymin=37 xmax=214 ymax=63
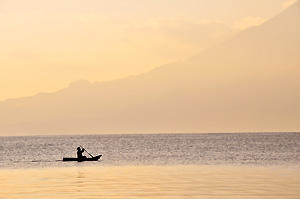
xmin=1 ymin=2 xmax=299 ymax=135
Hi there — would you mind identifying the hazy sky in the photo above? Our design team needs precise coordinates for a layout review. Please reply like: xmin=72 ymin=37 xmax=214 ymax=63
xmin=0 ymin=0 xmax=297 ymax=101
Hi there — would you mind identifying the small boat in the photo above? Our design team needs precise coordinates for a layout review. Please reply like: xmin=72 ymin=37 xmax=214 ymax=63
xmin=63 ymin=155 xmax=102 ymax=162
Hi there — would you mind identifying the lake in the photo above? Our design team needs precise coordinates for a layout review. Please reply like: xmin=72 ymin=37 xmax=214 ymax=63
xmin=0 ymin=133 xmax=300 ymax=198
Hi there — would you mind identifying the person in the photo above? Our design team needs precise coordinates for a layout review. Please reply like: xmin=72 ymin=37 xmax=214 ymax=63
xmin=77 ymin=147 xmax=86 ymax=159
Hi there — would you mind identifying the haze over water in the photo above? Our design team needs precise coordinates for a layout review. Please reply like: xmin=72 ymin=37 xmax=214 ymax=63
xmin=1 ymin=133 xmax=300 ymax=198
xmin=1 ymin=0 xmax=300 ymax=198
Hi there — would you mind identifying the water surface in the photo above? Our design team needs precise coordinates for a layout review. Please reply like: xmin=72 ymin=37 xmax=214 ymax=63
xmin=0 ymin=133 xmax=300 ymax=198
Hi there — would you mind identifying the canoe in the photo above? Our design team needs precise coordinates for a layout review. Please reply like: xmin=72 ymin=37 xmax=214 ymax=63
xmin=63 ymin=155 xmax=102 ymax=162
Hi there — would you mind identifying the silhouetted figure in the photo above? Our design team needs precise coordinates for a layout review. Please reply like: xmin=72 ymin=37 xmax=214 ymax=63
xmin=77 ymin=147 xmax=86 ymax=159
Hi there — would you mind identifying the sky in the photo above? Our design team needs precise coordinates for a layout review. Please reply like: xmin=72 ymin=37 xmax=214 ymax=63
xmin=0 ymin=0 xmax=297 ymax=101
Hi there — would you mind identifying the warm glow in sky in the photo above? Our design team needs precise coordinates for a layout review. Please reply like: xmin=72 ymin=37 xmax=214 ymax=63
xmin=0 ymin=0 xmax=295 ymax=101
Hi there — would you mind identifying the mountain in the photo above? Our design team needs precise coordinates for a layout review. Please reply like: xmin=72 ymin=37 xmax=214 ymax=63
xmin=1 ymin=2 xmax=300 ymax=135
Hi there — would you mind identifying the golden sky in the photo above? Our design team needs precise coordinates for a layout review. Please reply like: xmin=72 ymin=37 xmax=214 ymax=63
xmin=0 ymin=0 xmax=296 ymax=101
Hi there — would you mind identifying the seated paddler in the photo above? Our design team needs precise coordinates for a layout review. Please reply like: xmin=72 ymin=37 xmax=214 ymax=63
xmin=77 ymin=147 xmax=86 ymax=159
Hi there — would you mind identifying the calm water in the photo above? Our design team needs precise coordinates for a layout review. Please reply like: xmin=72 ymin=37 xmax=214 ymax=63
xmin=0 ymin=133 xmax=300 ymax=198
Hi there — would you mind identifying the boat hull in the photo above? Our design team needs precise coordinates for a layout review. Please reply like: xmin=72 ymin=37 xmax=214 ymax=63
xmin=63 ymin=155 xmax=102 ymax=162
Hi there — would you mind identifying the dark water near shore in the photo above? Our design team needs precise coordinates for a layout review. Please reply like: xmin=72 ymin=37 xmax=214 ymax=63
xmin=1 ymin=133 xmax=300 ymax=198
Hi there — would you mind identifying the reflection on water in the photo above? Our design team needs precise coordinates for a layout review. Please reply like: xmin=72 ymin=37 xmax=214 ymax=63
xmin=0 ymin=165 xmax=299 ymax=199
xmin=0 ymin=133 xmax=299 ymax=198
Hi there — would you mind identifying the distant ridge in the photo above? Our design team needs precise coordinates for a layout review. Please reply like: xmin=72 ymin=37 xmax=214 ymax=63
xmin=0 ymin=3 xmax=299 ymax=136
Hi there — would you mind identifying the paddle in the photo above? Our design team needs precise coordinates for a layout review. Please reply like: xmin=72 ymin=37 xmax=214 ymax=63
xmin=80 ymin=145 xmax=94 ymax=158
